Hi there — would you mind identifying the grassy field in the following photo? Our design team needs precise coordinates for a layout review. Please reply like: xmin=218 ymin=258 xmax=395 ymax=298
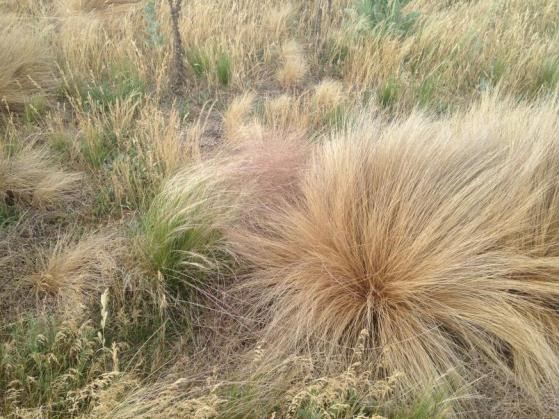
xmin=1 ymin=0 xmax=559 ymax=417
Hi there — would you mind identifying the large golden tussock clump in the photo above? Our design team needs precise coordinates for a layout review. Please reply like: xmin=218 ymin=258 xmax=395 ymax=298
xmin=0 ymin=21 xmax=57 ymax=113
xmin=229 ymin=97 xmax=559 ymax=404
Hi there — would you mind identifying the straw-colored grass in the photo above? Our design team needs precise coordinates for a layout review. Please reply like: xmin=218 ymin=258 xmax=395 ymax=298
xmin=0 ymin=21 xmax=57 ymax=114
xmin=277 ymin=40 xmax=308 ymax=89
xmin=24 ymin=233 xmax=120 ymax=317
xmin=0 ymin=144 xmax=82 ymax=210
xmin=229 ymin=97 xmax=559 ymax=411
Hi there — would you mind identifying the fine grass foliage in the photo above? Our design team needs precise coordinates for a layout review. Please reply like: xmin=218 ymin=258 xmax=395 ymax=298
xmin=277 ymin=40 xmax=308 ymax=89
xmin=24 ymin=233 xmax=120 ymax=318
xmin=223 ymin=92 xmax=255 ymax=141
xmin=216 ymin=51 xmax=232 ymax=86
xmin=0 ymin=21 xmax=57 ymax=114
xmin=187 ymin=46 xmax=233 ymax=87
xmin=0 ymin=143 xmax=82 ymax=210
xmin=138 ymin=160 xmax=239 ymax=291
xmin=188 ymin=47 xmax=212 ymax=79
xmin=229 ymin=97 xmax=559 ymax=410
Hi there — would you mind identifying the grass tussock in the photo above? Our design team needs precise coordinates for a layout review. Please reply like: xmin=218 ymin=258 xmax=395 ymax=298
xmin=24 ymin=233 xmax=121 ymax=318
xmin=223 ymin=92 xmax=255 ymax=142
xmin=312 ymin=79 xmax=345 ymax=110
xmin=0 ymin=143 xmax=82 ymax=210
xmin=229 ymin=97 xmax=559 ymax=410
xmin=0 ymin=21 xmax=57 ymax=114
xmin=138 ymin=160 xmax=240 ymax=286
xmin=277 ymin=40 xmax=308 ymax=89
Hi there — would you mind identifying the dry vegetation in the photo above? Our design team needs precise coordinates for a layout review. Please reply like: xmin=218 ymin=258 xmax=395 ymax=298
xmin=1 ymin=0 xmax=559 ymax=417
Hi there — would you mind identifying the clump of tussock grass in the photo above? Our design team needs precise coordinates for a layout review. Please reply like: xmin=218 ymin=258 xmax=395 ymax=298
xmin=0 ymin=21 xmax=57 ymax=114
xmin=185 ymin=46 xmax=233 ymax=87
xmin=0 ymin=143 xmax=82 ymax=210
xmin=311 ymin=78 xmax=350 ymax=130
xmin=264 ymin=3 xmax=294 ymax=38
xmin=216 ymin=51 xmax=232 ymax=86
xmin=23 ymin=233 xmax=121 ymax=318
xmin=223 ymin=92 xmax=255 ymax=142
xmin=262 ymin=94 xmax=307 ymax=130
xmin=138 ymin=159 xmax=241 ymax=291
xmin=187 ymin=47 xmax=211 ymax=77
xmin=312 ymin=79 xmax=345 ymax=110
xmin=228 ymin=96 xmax=559 ymax=412
xmin=277 ymin=40 xmax=308 ymax=89
xmin=261 ymin=94 xmax=316 ymax=132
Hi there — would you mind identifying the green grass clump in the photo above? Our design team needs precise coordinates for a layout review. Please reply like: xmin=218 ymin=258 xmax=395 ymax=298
xmin=0 ymin=201 xmax=19 ymax=228
xmin=416 ymin=74 xmax=438 ymax=108
xmin=76 ymin=70 xmax=144 ymax=112
xmin=187 ymin=47 xmax=233 ymax=86
xmin=321 ymin=38 xmax=350 ymax=75
xmin=188 ymin=48 xmax=212 ymax=79
xmin=378 ymin=76 xmax=400 ymax=108
xmin=357 ymin=0 xmax=420 ymax=37
xmin=216 ymin=52 xmax=232 ymax=86
xmin=139 ymin=162 xmax=237 ymax=293
xmin=80 ymin=127 xmax=117 ymax=170
xmin=533 ymin=58 xmax=559 ymax=94
xmin=48 ymin=131 xmax=74 ymax=158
